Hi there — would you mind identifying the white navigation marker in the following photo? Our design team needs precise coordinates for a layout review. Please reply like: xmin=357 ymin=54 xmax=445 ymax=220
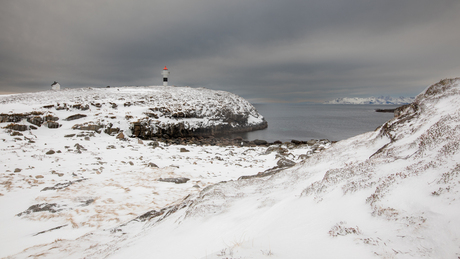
xmin=162 ymin=66 xmax=170 ymax=86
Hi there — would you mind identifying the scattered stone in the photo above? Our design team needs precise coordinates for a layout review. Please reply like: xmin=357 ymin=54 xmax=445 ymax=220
xmin=180 ymin=147 xmax=190 ymax=152
xmin=254 ymin=139 xmax=268 ymax=145
xmin=306 ymin=139 xmax=318 ymax=145
xmin=148 ymin=141 xmax=160 ymax=148
xmin=11 ymin=131 xmax=23 ymax=136
xmin=65 ymin=114 xmax=87 ymax=121
xmin=148 ymin=162 xmax=158 ymax=168
xmin=46 ymin=150 xmax=55 ymax=155
xmin=16 ymin=203 xmax=61 ymax=216
xmin=72 ymin=123 xmax=103 ymax=132
xmin=158 ymin=177 xmax=190 ymax=184
xmin=138 ymin=139 xmax=144 ymax=145
xmin=41 ymin=178 xmax=86 ymax=191
xmin=74 ymin=143 xmax=86 ymax=151
xmin=5 ymin=124 xmax=28 ymax=131
xmin=81 ymin=199 xmax=95 ymax=206
xmin=34 ymin=224 xmax=68 ymax=236
xmin=116 ymin=132 xmax=125 ymax=140
xmin=27 ymin=116 xmax=44 ymax=126
xmin=291 ymin=140 xmax=302 ymax=145
xmin=64 ymin=134 xmax=76 ymax=138
xmin=45 ymin=121 xmax=61 ymax=129
xmin=106 ymin=145 xmax=116 ymax=149
xmin=277 ymin=158 xmax=296 ymax=168
xmin=14 ymin=168 xmax=22 ymax=173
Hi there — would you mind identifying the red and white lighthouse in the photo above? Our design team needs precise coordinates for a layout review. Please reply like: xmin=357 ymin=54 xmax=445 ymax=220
xmin=162 ymin=66 xmax=170 ymax=86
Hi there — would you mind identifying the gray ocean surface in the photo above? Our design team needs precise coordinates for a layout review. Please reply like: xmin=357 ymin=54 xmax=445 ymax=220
xmin=232 ymin=103 xmax=400 ymax=142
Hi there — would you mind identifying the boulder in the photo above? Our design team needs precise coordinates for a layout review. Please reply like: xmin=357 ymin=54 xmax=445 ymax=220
xmin=277 ymin=158 xmax=296 ymax=168
xmin=158 ymin=177 xmax=190 ymax=184
xmin=65 ymin=114 xmax=87 ymax=121
xmin=254 ymin=139 xmax=268 ymax=145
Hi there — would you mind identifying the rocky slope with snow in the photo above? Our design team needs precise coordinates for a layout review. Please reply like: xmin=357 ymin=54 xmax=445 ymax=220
xmin=0 ymin=86 xmax=267 ymax=139
xmin=2 ymin=78 xmax=460 ymax=258
xmin=325 ymin=96 xmax=415 ymax=105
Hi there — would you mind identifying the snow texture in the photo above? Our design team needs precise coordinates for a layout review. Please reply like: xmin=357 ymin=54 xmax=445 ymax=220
xmin=2 ymin=78 xmax=460 ymax=258
xmin=325 ymin=96 xmax=415 ymax=105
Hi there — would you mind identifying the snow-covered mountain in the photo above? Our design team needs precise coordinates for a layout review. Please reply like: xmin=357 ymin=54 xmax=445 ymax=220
xmin=2 ymin=78 xmax=460 ymax=258
xmin=325 ymin=96 xmax=415 ymax=105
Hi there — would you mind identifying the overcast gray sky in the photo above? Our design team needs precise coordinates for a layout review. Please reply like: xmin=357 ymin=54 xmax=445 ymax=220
xmin=1 ymin=0 xmax=459 ymax=103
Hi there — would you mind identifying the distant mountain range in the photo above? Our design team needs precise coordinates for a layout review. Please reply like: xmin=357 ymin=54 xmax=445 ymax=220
xmin=324 ymin=96 xmax=415 ymax=105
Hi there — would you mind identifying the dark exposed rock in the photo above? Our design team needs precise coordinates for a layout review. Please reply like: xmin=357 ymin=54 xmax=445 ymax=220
xmin=65 ymin=114 xmax=87 ymax=121
xmin=34 ymin=224 xmax=68 ymax=236
xmin=5 ymin=124 xmax=28 ymax=131
xmin=72 ymin=123 xmax=103 ymax=132
xmin=44 ymin=115 xmax=59 ymax=121
xmin=46 ymin=150 xmax=55 ymax=155
xmin=277 ymin=158 xmax=296 ymax=168
xmin=11 ymin=131 xmax=23 ymax=136
xmin=131 ymin=116 xmax=267 ymax=140
xmin=180 ymin=147 xmax=190 ymax=152
xmin=375 ymin=108 xmax=396 ymax=113
xmin=16 ymin=203 xmax=61 ymax=216
xmin=148 ymin=162 xmax=158 ymax=168
xmin=158 ymin=177 xmax=190 ymax=184
xmin=41 ymin=178 xmax=87 ymax=191
xmin=27 ymin=116 xmax=44 ymax=126
xmin=72 ymin=104 xmax=89 ymax=110
xmin=74 ymin=143 xmax=86 ymax=151
xmin=64 ymin=134 xmax=76 ymax=138
xmin=116 ymin=132 xmax=125 ymax=139
xmin=254 ymin=139 xmax=268 ymax=145
xmin=45 ymin=121 xmax=61 ymax=129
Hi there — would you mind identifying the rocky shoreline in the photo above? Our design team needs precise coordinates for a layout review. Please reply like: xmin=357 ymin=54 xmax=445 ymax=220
xmin=144 ymin=135 xmax=333 ymax=151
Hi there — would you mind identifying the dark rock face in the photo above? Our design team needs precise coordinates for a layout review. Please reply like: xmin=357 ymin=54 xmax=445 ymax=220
xmin=131 ymin=118 xmax=267 ymax=140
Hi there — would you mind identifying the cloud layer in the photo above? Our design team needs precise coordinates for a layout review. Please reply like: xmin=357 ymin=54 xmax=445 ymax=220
xmin=1 ymin=0 xmax=459 ymax=102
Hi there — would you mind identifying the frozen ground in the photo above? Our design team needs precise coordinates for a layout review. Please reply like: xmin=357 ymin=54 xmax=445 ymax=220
xmin=2 ymin=78 xmax=460 ymax=258
xmin=0 ymin=86 xmax=322 ymax=258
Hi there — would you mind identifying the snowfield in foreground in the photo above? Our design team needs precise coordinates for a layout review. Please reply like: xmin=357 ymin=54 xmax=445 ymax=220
xmin=2 ymin=78 xmax=460 ymax=258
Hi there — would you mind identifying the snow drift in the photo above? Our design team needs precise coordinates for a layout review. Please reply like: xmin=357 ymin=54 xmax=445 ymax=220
xmin=107 ymin=78 xmax=460 ymax=258
xmin=2 ymin=78 xmax=460 ymax=258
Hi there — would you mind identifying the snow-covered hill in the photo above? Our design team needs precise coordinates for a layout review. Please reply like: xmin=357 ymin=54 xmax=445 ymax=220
xmin=325 ymin=96 xmax=415 ymax=105
xmin=0 ymin=86 xmax=267 ymax=139
xmin=2 ymin=78 xmax=460 ymax=258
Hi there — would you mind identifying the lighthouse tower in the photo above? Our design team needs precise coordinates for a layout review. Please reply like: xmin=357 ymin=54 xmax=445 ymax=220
xmin=161 ymin=66 xmax=170 ymax=86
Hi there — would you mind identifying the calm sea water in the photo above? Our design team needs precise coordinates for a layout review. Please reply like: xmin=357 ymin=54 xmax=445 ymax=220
xmin=232 ymin=103 xmax=400 ymax=142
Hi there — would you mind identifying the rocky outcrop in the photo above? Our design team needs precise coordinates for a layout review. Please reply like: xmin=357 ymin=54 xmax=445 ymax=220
xmin=131 ymin=117 xmax=267 ymax=139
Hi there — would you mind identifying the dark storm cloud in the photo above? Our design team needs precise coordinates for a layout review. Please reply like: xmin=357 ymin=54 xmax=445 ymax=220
xmin=1 ymin=0 xmax=459 ymax=102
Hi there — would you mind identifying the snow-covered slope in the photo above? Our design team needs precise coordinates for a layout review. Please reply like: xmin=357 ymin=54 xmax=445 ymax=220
xmin=97 ymin=78 xmax=459 ymax=258
xmin=325 ymin=96 xmax=415 ymax=105
xmin=3 ymin=78 xmax=460 ymax=258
